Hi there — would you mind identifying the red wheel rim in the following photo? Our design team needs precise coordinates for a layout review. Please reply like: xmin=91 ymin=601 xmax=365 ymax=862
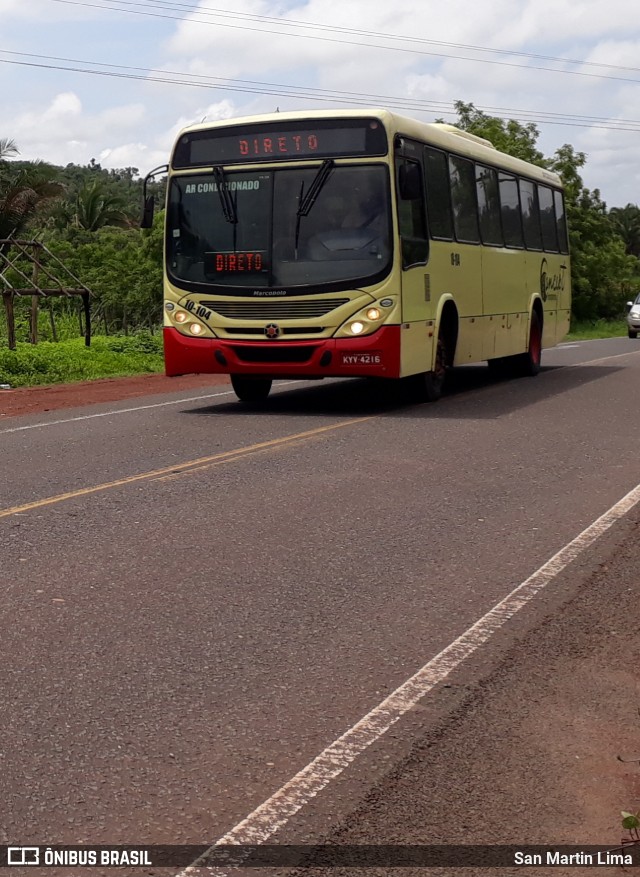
xmin=530 ymin=317 xmax=542 ymax=364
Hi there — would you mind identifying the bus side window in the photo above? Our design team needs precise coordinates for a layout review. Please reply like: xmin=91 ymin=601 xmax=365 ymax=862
xmin=424 ymin=147 xmax=453 ymax=240
xmin=449 ymin=156 xmax=480 ymax=244
xmin=475 ymin=164 xmax=503 ymax=246
xmin=396 ymin=158 xmax=429 ymax=269
xmin=519 ymin=179 xmax=542 ymax=250
xmin=554 ymin=190 xmax=569 ymax=253
xmin=499 ymin=172 xmax=524 ymax=248
xmin=538 ymin=185 xmax=559 ymax=252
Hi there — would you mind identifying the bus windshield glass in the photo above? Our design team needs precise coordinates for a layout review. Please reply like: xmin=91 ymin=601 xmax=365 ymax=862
xmin=167 ymin=164 xmax=391 ymax=292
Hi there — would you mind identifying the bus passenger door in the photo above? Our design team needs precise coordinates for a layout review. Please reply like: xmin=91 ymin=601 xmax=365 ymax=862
xmin=396 ymin=153 xmax=432 ymax=376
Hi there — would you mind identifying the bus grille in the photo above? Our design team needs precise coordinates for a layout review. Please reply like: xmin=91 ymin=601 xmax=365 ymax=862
xmin=224 ymin=327 xmax=324 ymax=335
xmin=230 ymin=345 xmax=316 ymax=364
xmin=201 ymin=298 xmax=350 ymax=320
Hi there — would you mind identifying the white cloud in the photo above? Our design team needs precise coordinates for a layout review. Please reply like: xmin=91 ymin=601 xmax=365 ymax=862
xmin=8 ymin=92 xmax=148 ymax=167
xmin=2 ymin=0 xmax=640 ymax=203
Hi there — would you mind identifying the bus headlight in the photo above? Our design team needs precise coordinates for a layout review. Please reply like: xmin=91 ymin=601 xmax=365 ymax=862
xmin=174 ymin=310 xmax=189 ymax=323
xmin=336 ymin=298 xmax=396 ymax=338
xmin=189 ymin=323 xmax=204 ymax=335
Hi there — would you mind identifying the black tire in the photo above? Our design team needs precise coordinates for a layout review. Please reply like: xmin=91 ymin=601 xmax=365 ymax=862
xmin=408 ymin=334 xmax=447 ymax=402
xmin=629 ymin=329 xmax=638 ymax=339
xmin=487 ymin=311 xmax=542 ymax=379
xmin=231 ymin=374 xmax=272 ymax=403
xmin=515 ymin=310 xmax=542 ymax=376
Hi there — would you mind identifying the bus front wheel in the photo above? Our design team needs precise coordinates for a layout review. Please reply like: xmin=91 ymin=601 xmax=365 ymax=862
xmin=409 ymin=335 xmax=447 ymax=402
xmin=231 ymin=374 xmax=272 ymax=403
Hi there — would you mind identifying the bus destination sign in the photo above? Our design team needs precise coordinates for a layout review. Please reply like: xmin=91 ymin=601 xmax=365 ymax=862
xmin=205 ymin=251 xmax=268 ymax=275
xmin=173 ymin=119 xmax=388 ymax=168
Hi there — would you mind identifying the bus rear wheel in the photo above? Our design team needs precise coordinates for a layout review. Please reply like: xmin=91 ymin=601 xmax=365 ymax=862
xmin=517 ymin=310 xmax=542 ymax=376
xmin=231 ymin=375 xmax=272 ymax=403
xmin=493 ymin=311 xmax=542 ymax=379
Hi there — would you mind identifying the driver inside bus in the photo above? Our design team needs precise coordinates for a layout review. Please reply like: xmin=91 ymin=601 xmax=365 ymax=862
xmin=342 ymin=179 xmax=385 ymax=232
xmin=303 ymin=178 xmax=386 ymax=260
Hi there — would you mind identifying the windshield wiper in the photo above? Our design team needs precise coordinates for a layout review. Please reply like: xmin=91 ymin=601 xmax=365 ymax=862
xmin=296 ymin=159 xmax=334 ymax=217
xmin=213 ymin=166 xmax=237 ymax=225
xmin=295 ymin=159 xmax=334 ymax=256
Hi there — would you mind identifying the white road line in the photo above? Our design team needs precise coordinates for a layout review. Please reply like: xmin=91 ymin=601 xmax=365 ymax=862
xmin=180 ymin=481 xmax=640 ymax=876
xmin=0 ymin=390 xmax=236 ymax=435
xmin=0 ymin=380 xmax=311 ymax=436
xmin=578 ymin=348 xmax=640 ymax=367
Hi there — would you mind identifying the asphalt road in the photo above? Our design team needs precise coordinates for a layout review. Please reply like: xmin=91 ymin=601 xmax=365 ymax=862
xmin=2 ymin=337 xmax=640 ymax=873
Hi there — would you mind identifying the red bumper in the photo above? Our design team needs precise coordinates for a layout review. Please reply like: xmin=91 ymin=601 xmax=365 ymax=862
xmin=163 ymin=326 xmax=401 ymax=379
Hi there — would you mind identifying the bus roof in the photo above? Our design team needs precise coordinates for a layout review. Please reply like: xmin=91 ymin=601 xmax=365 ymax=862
xmin=177 ymin=108 xmax=563 ymax=188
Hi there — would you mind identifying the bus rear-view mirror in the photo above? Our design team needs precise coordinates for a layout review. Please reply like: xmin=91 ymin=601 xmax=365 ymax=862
xmin=141 ymin=195 xmax=155 ymax=229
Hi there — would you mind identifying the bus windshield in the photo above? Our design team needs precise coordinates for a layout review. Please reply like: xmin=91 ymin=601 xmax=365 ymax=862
xmin=167 ymin=164 xmax=391 ymax=292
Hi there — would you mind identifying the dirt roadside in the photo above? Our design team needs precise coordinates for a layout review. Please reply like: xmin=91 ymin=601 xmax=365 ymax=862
xmin=270 ymin=515 xmax=640 ymax=877
xmin=0 ymin=372 xmax=231 ymax=419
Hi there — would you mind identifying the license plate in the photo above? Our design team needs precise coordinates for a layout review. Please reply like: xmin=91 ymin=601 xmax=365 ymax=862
xmin=341 ymin=352 xmax=382 ymax=365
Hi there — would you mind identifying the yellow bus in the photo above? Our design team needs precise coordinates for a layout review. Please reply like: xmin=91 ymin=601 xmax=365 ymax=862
xmin=142 ymin=108 xmax=570 ymax=403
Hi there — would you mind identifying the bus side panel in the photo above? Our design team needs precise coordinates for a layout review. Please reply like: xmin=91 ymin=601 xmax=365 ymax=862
xmin=522 ymin=251 xmax=564 ymax=348
xmin=438 ymin=243 xmax=483 ymax=366
xmin=481 ymin=247 xmax=528 ymax=359
xmin=400 ymin=242 xmax=483 ymax=374
xmin=539 ymin=252 xmax=571 ymax=347
xmin=439 ymin=241 xmax=485 ymax=365
xmin=399 ymin=323 xmax=434 ymax=377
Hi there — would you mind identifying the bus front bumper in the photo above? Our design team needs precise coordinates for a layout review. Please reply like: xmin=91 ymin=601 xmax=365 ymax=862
xmin=163 ymin=326 xmax=401 ymax=379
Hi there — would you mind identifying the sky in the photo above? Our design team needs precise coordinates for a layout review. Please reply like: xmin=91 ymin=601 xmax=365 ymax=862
xmin=2 ymin=0 xmax=640 ymax=208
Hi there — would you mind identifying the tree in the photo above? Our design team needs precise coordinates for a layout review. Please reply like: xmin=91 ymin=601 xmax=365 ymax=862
xmin=609 ymin=204 xmax=640 ymax=258
xmin=548 ymin=145 xmax=639 ymax=320
xmin=445 ymin=101 xmax=546 ymax=165
xmin=0 ymin=141 xmax=63 ymax=243
xmin=0 ymin=139 xmax=19 ymax=161
xmin=69 ymin=180 xmax=130 ymax=231
xmin=44 ymin=223 xmax=163 ymax=332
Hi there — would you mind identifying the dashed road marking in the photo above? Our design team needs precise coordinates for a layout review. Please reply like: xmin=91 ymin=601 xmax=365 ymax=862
xmin=0 ymin=416 xmax=373 ymax=520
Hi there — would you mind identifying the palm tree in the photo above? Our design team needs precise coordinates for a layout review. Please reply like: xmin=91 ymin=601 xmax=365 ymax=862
xmin=72 ymin=180 xmax=129 ymax=231
xmin=0 ymin=138 xmax=19 ymax=161
xmin=0 ymin=140 xmax=63 ymax=244
xmin=609 ymin=204 xmax=640 ymax=258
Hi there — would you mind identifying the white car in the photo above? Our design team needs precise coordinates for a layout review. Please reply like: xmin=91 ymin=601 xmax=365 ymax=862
xmin=626 ymin=293 xmax=640 ymax=338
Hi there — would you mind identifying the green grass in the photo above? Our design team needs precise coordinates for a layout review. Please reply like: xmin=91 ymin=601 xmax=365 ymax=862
xmin=0 ymin=319 xmax=631 ymax=388
xmin=566 ymin=319 xmax=627 ymax=341
xmin=0 ymin=333 xmax=164 ymax=388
